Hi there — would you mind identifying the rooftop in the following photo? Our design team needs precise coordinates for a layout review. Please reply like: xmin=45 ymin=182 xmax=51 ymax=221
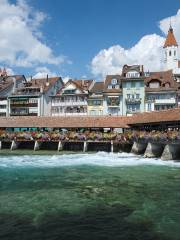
xmin=163 ymin=26 xmax=178 ymax=48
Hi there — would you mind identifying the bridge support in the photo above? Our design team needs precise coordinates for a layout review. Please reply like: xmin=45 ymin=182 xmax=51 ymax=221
xmin=131 ymin=141 xmax=147 ymax=155
xmin=111 ymin=140 xmax=114 ymax=153
xmin=83 ymin=141 xmax=88 ymax=152
xmin=11 ymin=141 xmax=19 ymax=151
xmin=34 ymin=141 xmax=41 ymax=151
xmin=58 ymin=141 xmax=64 ymax=151
xmin=161 ymin=144 xmax=180 ymax=160
xmin=144 ymin=142 xmax=164 ymax=158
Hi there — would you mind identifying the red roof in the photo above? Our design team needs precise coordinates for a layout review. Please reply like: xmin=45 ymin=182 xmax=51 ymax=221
xmin=129 ymin=108 xmax=180 ymax=125
xmin=163 ymin=27 xmax=178 ymax=48
xmin=0 ymin=116 xmax=130 ymax=128
xmin=0 ymin=108 xmax=180 ymax=128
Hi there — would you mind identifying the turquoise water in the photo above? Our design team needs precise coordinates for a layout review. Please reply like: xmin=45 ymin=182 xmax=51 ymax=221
xmin=0 ymin=152 xmax=180 ymax=240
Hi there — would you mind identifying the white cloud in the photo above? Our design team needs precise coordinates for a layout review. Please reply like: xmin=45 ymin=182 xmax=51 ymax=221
xmin=91 ymin=9 xmax=180 ymax=77
xmin=0 ymin=0 xmax=66 ymax=67
xmin=33 ymin=67 xmax=57 ymax=78
xmin=0 ymin=66 xmax=14 ymax=75
xmin=160 ymin=9 xmax=180 ymax=42
xmin=62 ymin=76 xmax=71 ymax=83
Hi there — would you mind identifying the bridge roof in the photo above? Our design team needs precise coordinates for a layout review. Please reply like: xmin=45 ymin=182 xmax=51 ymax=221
xmin=129 ymin=108 xmax=180 ymax=126
xmin=0 ymin=116 xmax=131 ymax=128
xmin=0 ymin=108 xmax=179 ymax=129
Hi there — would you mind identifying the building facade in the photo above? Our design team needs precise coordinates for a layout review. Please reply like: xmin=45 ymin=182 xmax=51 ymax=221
xmin=0 ymin=71 xmax=26 ymax=117
xmin=103 ymin=75 xmax=123 ymax=116
xmin=121 ymin=65 xmax=145 ymax=116
xmin=145 ymin=70 xmax=177 ymax=112
xmin=163 ymin=26 xmax=180 ymax=74
xmin=51 ymin=79 xmax=94 ymax=116
xmin=9 ymin=76 xmax=63 ymax=117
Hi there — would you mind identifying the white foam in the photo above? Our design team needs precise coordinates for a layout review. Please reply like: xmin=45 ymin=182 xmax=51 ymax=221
xmin=0 ymin=152 xmax=180 ymax=168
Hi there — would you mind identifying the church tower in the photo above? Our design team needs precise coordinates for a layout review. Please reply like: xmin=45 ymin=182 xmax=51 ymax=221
xmin=163 ymin=26 xmax=179 ymax=72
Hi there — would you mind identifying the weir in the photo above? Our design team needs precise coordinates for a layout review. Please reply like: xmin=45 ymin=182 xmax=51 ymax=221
xmin=144 ymin=142 xmax=165 ymax=158
xmin=161 ymin=143 xmax=180 ymax=160
xmin=0 ymin=139 xmax=180 ymax=160
xmin=11 ymin=141 xmax=19 ymax=151
xmin=131 ymin=141 xmax=148 ymax=155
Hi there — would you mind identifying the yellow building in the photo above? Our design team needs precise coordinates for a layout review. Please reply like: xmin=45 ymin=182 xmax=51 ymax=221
xmin=87 ymin=82 xmax=104 ymax=116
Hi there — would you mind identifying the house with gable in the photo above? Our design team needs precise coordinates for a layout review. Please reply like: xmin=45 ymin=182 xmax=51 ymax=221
xmin=51 ymin=79 xmax=94 ymax=116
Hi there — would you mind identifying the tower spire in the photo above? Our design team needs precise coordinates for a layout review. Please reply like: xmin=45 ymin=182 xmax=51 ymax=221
xmin=163 ymin=25 xmax=178 ymax=48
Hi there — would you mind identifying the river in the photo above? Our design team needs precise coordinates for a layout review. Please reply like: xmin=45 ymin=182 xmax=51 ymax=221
xmin=0 ymin=151 xmax=180 ymax=240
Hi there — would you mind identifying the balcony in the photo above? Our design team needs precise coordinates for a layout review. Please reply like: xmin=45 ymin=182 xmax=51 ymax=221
xmin=52 ymin=101 xmax=87 ymax=107
xmin=154 ymin=99 xmax=176 ymax=105
xmin=52 ymin=112 xmax=87 ymax=116
xmin=10 ymin=112 xmax=38 ymax=116
xmin=125 ymin=98 xmax=141 ymax=104
xmin=10 ymin=103 xmax=38 ymax=107
xmin=126 ymin=109 xmax=140 ymax=114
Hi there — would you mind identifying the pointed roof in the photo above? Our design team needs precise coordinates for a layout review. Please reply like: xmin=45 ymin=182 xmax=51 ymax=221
xmin=163 ymin=26 xmax=178 ymax=48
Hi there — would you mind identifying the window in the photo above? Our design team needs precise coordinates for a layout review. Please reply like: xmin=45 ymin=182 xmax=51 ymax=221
xmin=115 ymin=85 xmax=119 ymax=89
xmin=88 ymin=100 xmax=102 ymax=106
xmin=90 ymin=110 xmax=95 ymax=115
xmin=127 ymin=94 xmax=130 ymax=99
xmin=126 ymin=71 xmax=140 ymax=78
xmin=126 ymin=82 xmax=131 ymax=89
xmin=149 ymin=81 xmax=160 ymax=88
xmin=165 ymin=82 xmax=170 ymax=88
xmin=169 ymin=51 xmax=171 ymax=56
xmin=131 ymin=82 xmax=135 ymax=88
xmin=136 ymin=82 xmax=141 ymax=88
xmin=174 ymin=51 xmax=176 ymax=56
xmin=136 ymin=94 xmax=140 ymax=99
xmin=107 ymin=97 xmax=120 ymax=106
xmin=111 ymin=78 xmax=117 ymax=85
xmin=148 ymin=103 xmax=151 ymax=111
xmin=108 ymin=85 xmax=112 ymax=89
xmin=127 ymin=104 xmax=140 ymax=112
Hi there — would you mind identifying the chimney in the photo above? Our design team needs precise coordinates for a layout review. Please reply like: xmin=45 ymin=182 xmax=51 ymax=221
xmin=46 ymin=74 xmax=49 ymax=86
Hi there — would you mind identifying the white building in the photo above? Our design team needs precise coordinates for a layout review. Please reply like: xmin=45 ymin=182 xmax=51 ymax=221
xmin=0 ymin=72 xmax=25 ymax=117
xmin=163 ymin=26 xmax=180 ymax=74
xmin=9 ymin=76 xmax=63 ymax=116
xmin=51 ymin=79 xmax=94 ymax=116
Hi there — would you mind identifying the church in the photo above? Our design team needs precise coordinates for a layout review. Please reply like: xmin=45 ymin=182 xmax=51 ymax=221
xmin=163 ymin=26 xmax=180 ymax=75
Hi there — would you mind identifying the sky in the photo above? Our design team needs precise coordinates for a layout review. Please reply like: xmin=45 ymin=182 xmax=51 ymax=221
xmin=0 ymin=0 xmax=180 ymax=81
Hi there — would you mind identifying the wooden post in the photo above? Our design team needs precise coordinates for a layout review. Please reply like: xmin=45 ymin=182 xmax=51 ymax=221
xmin=111 ymin=140 xmax=114 ymax=153
xmin=83 ymin=141 xmax=88 ymax=152
xmin=11 ymin=140 xmax=19 ymax=151
xmin=58 ymin=141 xmax=63 ymax=151
xmin=34 ymin=141 xmax=41 ymax=151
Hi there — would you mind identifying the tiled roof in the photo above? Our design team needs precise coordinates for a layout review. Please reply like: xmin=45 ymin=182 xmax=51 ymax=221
xmin=103 ymin=75 xmax=122 ymax=93
xmin=0 ymin=108 xmax=180 ymax=128
xmin=163 ymin=27 xmax=178 ymax=48
xmin=0 ymin=77 xmax=13 ymax=93
xmin=74 ymin=79 xmax=94 ymax=90
xmin=0 ymin=116 xmax=130 ymax=128
xmin=129 ymin=108 xmax=180 ymax=125
xmin=0 ymin=75 xmax=24 ymax=93
xmin=122 ymin=64 xmax=144 ymax=76
xmin=57 ymin=79 xmax=94 ymax=95
xmin=145 ymin=70 xmax=178 ymax=92
xmin=31 ymin=77 xmax=62 ymax=93
xmin=12 ymin=77 xmax=62 ymax=96
xmin=90 ymin=82 xmax=104 ymax=94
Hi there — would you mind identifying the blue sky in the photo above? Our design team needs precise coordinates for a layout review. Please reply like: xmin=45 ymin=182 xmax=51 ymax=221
xmin=1 ymin=0 xmax=180 ymax=80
